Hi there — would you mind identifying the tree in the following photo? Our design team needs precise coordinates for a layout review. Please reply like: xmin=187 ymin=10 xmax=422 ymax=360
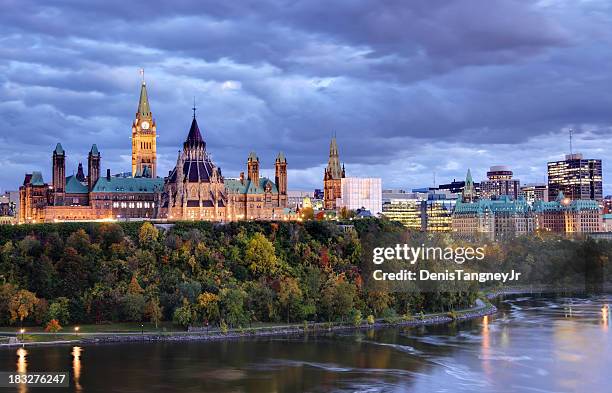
xmin=219 ymin=288 xmax=247 ymax=327
xmin=278 ymin=276 xmax=303 ymax=323
xmin=128 ymin=276 xmax=144 ymax=295
xmin=122 ymin=293 xmax=145 ymax=321
xmin=197 ymin=292 xmax=220 ymax=325
xmin=139 ymin=222 xmax=159 ymax=248
xmin=45 ymin=319 xmax=62 ymax=334
xmin=173 ymin=298 xmax=194 ymax=329
xmin=144 ymin=297 xmax=163 ymax=328
xmin=48 ymin=297 xmax=70 ymax=325
xmin=244 ymin=233 xmax=277 ymax=276
xmin=350 ymin=309 xmax=362 ymax=327
xmin=9 ymin=289 xmax=39 ymax=325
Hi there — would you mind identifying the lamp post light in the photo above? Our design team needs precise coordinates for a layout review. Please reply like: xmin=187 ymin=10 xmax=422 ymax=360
xmin=74 ymin=326 xmax=79 ymax=337
xmin=141 ymin=324 xmax=144 ymax=336
xmin=20 ymin=328 xmax=25 ymax=341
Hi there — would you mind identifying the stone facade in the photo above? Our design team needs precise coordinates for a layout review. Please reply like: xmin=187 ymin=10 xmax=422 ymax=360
xmin=323 ymin=136 xmax=345 ymax=210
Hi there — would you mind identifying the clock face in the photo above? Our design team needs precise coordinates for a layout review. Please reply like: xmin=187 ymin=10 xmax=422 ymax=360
xmin=141 ymin=121 xmax=150 ymax=130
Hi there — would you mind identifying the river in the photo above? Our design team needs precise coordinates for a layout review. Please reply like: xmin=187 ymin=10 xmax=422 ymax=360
xmin=1 ymin=294 xmax=610 ymax=392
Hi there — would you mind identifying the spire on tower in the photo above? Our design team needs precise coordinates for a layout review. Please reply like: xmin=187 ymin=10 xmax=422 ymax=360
xmin=137 ymin=70 xmax=151 ymax=117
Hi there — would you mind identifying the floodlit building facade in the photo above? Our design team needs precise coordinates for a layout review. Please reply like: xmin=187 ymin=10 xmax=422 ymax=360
xmin=337 ymin=177 xmax=382 ymax=216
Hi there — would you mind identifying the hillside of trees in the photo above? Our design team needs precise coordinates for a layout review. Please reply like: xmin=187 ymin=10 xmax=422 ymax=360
xmin=0 ymin=218 xmax=608 ymax=330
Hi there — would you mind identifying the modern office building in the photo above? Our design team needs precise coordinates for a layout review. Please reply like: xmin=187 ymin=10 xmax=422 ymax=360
xmin=521 ymin=183 xmax=548 ymax=203
xmin=337 ymin=177 xmax=382 ymax=215
xmin=547 ymin=153 xmax=602 ymax=201
xmin=382 ymin=198 xmax=424 ymax=230
xmin=382 ymin=189 xmax=455 ymax=231
xmin=479 ymin=165 xmax=521 ymax=200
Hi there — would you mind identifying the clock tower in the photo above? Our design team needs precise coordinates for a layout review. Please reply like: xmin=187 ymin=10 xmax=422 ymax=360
xmin=131 ymin=72 xmax=157 ymax=178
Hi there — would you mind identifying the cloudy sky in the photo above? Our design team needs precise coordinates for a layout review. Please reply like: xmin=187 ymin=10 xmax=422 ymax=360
xmin=1 ymin=0 xmax=612 ymax=194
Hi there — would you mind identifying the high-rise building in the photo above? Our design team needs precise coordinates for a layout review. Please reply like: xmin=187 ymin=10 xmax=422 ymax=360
xmin=323 ymin=136 xmax=345 ymax=210
xmin=131 ymin=76 xmax=157 ymax=178
xmin=547 ymin=153 xmax=602 ymax=201
xmin=479 ymin=165 xmax=521 ymax=200
xmin=337 ymin=177 xmax=381 ymax=215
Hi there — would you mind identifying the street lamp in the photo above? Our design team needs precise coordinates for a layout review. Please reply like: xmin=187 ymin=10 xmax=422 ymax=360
xmin=74 ymin=326 xmax=79 ymax=336
xmin=20 ymin=328 xmax=25 ymax=341
xmin=141 ymin=324 xmax=144 ymax=336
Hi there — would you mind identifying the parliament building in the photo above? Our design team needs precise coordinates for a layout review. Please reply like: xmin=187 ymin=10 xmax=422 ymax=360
xmin=19 ymin=78 xmax=289 ymax=223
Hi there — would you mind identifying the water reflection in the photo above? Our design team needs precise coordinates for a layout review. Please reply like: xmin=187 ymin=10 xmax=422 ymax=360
xmin=3 ymin=295 xmax=610 ymax=393
xmin=72 ymin=346 xmax=83 ymax=391
xmin=480 ymin=315 xmax=492 ymax=377
xmin=16 ymin=347 xmax=27 ymax=393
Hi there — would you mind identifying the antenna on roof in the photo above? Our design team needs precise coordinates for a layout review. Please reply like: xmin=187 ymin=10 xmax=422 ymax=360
xmin=569 ymin=128 xmax=573 ymax=155
xmin=192 ymin=96 xmax=197 ymax=119
xmin=139 ymin=68 xmax=145 ymax=84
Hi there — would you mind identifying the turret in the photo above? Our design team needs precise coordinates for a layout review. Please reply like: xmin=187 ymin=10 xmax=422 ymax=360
xmin=247 ymin=152 xmax=259 ymax=185
xmin=88 ymin=144 xmax=100 ymax=191
xmin=275 ymin=151 xmax=287 ymax=195
xmin=52 ymin=143 xmax=66 ymax=193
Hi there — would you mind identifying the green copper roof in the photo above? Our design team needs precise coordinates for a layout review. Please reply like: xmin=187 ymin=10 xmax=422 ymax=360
xmin=30 ymin=171 xmax=45 ymax=186
xmin=137 ymin=82 xmax=151 ymax=117
xmin=248 ymin=151 xmax=258 ymax=161
xmin=533 ymin=197 xmax=599 ymax=213
xmin=276 ymin=151 xmax=286 ymax=163
xmin=65 ymin=175 xmax=88 ymax=194
xmin=54 ymin=143 xmax=64 ymax=155
xmin=225 ymin=177 xmax=278 ymax=195
xmin=92 ymin=176 xmax=164 ymax=193
xmin=90 ymin=144 xmax=99 ymax=156
xmin=454 ymin=196 xmax=532 ymax=215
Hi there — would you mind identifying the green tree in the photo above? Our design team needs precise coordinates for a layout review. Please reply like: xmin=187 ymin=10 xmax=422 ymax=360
xmin=244 ymin=233 xmax=277 ymax=276
xmin=173 ymin=299 xmax=194 ymax=329
xmin=48 ymin=297 xmax=70 ymax=325
xmin=122 ymin=293 xmax=145 ymax=321
xmin=219 ymin=288 xmax=247 ymax=327
xmin=350 ymin=309 xmax=362 ymax=327
xmin=278 ymin=276 xmax=303 ymax=323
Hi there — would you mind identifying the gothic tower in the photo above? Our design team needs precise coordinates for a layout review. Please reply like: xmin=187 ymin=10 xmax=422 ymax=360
xmin=88 ymin=144 xmax=101 ymax=191
xmin=52 ymin=143 xmax=66 ymax=205
xmin=131 ymin=74 xmax=157 ymax=178
xmin=247 ymin=152 xmax=260 ymax=185
xmin=275 ymin=152 xmax=287 ymax=195
xmin=52 ymin=143 xmax=66 ymax=193
xmin=323 ymin=136 xmax=345 ymax=210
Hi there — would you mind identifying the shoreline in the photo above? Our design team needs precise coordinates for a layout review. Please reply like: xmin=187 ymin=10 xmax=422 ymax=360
xmin=0 ymin=301 xmax=497 ymax=348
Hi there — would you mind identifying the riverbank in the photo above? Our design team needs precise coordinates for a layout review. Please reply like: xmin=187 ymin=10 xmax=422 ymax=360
xmin=0 ymin=299 xmax=497 ymax=348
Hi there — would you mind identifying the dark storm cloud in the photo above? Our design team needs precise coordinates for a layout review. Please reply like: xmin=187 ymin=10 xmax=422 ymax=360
xmin=0 ymin=0 xmax=611 ymax=193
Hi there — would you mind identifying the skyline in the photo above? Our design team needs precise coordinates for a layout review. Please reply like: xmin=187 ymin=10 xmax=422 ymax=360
xmin=1 ymin=1 xmax=612 ymax=193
